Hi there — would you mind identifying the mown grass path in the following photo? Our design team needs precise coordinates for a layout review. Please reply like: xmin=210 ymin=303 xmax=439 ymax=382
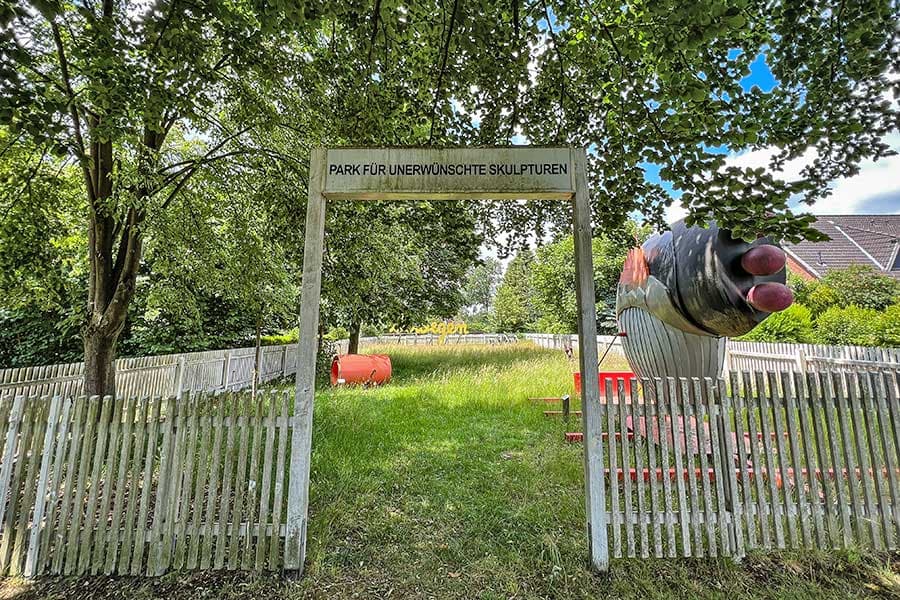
xmin=4 ymin=343 xmax=898 ymax=599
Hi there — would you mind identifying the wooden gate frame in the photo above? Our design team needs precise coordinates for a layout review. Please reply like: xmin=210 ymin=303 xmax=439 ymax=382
xmin=285 ymin=147 xmax=609 ymax=573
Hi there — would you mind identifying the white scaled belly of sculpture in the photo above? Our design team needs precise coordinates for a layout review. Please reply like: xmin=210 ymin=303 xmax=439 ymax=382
xmin=618 ymin=307 xmax=725 ymax=381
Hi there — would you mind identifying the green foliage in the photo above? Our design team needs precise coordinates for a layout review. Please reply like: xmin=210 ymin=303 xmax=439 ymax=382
xmin=530 ymin=222 xmax=649 ymax=334
xmin=492 ymin=250 xmax=537 ymax=332
xmin=878 ymin=304 xmax=900 ymax=348
xmin=812 ymin=305 xmax=882 ymax=346
xmin=261 ymin=329 xmax=299 ymax=346
xmin=737 ymin=303 xmax=814 ymax=343
xmin=462 ymin=258 xmax=502 ymax=314
xmin=818 ymin=266 xmax=900 ymax=312
xmin=793 ymin=266 xmax=900 ymax=317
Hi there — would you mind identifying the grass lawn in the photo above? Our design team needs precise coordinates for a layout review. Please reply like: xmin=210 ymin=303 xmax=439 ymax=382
xmin=3 ymin=343 xmax=898 ymax=599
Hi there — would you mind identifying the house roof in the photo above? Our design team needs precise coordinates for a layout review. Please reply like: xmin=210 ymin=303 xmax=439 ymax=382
xmin=782 ymin=215 xmax=900 ymax=279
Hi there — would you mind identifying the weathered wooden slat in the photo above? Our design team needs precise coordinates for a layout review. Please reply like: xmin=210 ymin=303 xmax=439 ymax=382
xmin=744 ymin=371 xmax=771 ymax=549
xmin=691 ymin=379 xmax=716 ymax=555
xmin=605 ymin=379 xmax=620 ymax=559
xmin=665 ymin=378 xmax=690 ymax=557
xmin=617 ymin=380 xmax=635 ymax=558
xmin=202 ymin=393 xmax=228 ymax=570
xmin=9 ymin=398 xmax=49 ymax=576
xmin=628 ymin=384 xmax=649 ymax=559
xmin=681 ymin=379 xmax=703 ymax=556
xmin=717 ymin=378 xmax=744 ymax=557
xmin=118 ymin=396 xmax=149 ymax=574
xmin=269 ymin=391 xmax=290 ymax=570
xmin=24 ymin=395 xmax=66 ymax=577
xmin=36 ymin=396 xmax=73 ymax=574
xmin=860 ymin=373 xmax=894 ymax=548
xmin=104 ymin=396 xmax=137 ymax=573
xmin=792 ymin=372 xmax=825 ymax=547
xmin=729 ymin=372 xmax=756 ymax=550
xmin=643 ymin=380 xmax=662 ymax=558
xmin=147 ymin=396 xmax=177 ymax=576
xmin=702 ymin=378 xmax=730 ymax=555
xmin=831 ymin=372 xmax=865 ymax=544
xmin=52 ymin=396 xmax=88 ymax=574
xmin=875 ymin=372 xmax=900 ymax=545
xmin=655 ymin=380 xmax=677 ymax=556
xmin=0 ymin=396 xmax=26 ymax=566
xmin=228 ymin=392 xmax=253 ymax=569
xmin=255 ymin=391 xmax=279 ymax=569
xmin=77 ymin=396 xmax=114 ymax=575
xmin=766 ymin=372 xmax=798 ymax=548
xmin=188 ymin=393 xmax=215 ymax=570
xmin=779 ymin=372 xmax=811 ymax=546
xmin=91 ymin=396 xmax=124 ymax=574
xmin=242 ymin=392 xmax=265 ymax=569
xmin=174 ymin=392 xmax=201 ymax=571
xmin=160 ymin=394 xmax=189 ymax=574
xmin=754 ymin=372 xmax=784 ymax=549
xmin=846 ymin=373 xmax=882 ymax=548
xmin=215 ymin=393 xmax=239 ymax=569
xmin=64 ymin=395 xmax=101 ymax=575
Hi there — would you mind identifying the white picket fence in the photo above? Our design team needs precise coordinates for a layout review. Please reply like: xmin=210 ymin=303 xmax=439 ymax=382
xmin=725 ymin=341 xmax=900 ymax=375
xmin=522 ymin=334 xmax=899 ymax=376
xmin=0 ymin=345 xmax=299 ymax=402
xmin=337 ymin=332 xmax=519 ymax=353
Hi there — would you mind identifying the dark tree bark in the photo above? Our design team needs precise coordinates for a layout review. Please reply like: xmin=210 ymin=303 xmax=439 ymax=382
xmin=82 ymin=126 xmax=165 ymax=397
xmin=348 ymin=322 xmax=361 ymax=354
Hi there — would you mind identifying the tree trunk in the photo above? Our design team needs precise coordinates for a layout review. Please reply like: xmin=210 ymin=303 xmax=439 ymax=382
xmin=252 ymin=319 xmax=262 ymax=400
xmin=348 ymin=322 xmax=361 ymax=354
xmin=83 ymin=328 xmax=118 ymax=397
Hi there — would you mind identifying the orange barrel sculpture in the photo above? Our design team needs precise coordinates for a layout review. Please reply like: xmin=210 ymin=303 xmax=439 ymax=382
xmin=330 ymin=354 xmax=392 ymax=386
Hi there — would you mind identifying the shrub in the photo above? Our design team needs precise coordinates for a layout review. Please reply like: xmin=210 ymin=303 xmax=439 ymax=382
xmin=260 ymin=328 xmax=298 ymax=345
xmin=812 ymin=305 xmax=882 ymax=346
xmin=879 ymin=303 xmax=900 ymax=347
xmin=819 ymin=265 xmax=900 ymax=312
xmin=805 ymin=284 xmax=841 ymax=316
xmin=738 ymin=303 xmax=814 ymax=343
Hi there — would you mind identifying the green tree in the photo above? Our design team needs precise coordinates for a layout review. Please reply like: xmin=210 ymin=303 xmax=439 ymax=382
xmin=530 ymin=223 xmax=650 ymax=334
xmin=463 ymin=258 xmax=503 ymax=315
xmin=493 ymin=250 xmax=536 ymax=332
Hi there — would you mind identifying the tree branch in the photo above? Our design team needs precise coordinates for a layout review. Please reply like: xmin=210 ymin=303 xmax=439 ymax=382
xmin=50 ymin=19 xmax=95 ymax=205
xmin=428 ymin=0 xmax=459 ymax=145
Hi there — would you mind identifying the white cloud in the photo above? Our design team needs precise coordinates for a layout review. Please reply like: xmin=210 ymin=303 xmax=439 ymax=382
xmin=662 ymin=131 xmax=900 ymax=223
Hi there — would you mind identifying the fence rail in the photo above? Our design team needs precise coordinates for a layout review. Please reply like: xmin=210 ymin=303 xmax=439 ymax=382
xmin=599 ymin=369 xmax=900 ymax=558
xmin=0 ymin=389 xmax=294 ymax=577
xmin=725 ymin=340 xmax=900 ymax=375
xmin=0 ymin=345 xmax=299 ymax=402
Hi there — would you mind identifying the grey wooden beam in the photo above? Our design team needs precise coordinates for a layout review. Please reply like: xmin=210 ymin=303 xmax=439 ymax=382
xmin=285 ymin=148 xmax=328 ymax=572
xmin=572 ymin=147 xmax=610 ymax=572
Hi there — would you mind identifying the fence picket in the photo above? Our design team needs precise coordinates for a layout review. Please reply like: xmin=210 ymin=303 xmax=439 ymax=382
xmin=255 ymin=391 xmax=279 ymax=569
xmin=228 ymin=392 xmax=253 ymax=569
xmin=680 ymin=379 xmax=703 ymax=557
xmin=202 ymin=393 xmax=227 ymax=570
xmin=131 ymin=396 xmax=161 ymax=575
xmin=268 ymin=390 xmax=290 ymax=569
xmin=117 ymin=396 xmax=148 ymax=574
xmin=188 ymin=392 xmax=214 ymax=570
xmin=605 ymin=379 xmax=620 ymax=559
xmin=91 ymin=395 xmax=124 ymax=574
xmin=9 ymin=398 xmax=50 ymax=575
xmin=846 ymin=373 xmax=882 ymax=548
xmin=627 ymin=383 xmax=649 ymax=558
xmin=617 ymin=380 xmax=635 ymax=558
xmin=643 ymin=381 xmax=663 ymax=558
xmin=691 ymin=379 xmax=715 ymax=555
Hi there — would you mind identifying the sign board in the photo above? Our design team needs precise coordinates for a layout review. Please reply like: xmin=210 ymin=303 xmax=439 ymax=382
xmin=323 ymin=147 xmax=575 ymax=200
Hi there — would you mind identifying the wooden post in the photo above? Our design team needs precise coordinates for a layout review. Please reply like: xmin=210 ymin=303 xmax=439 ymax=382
xmin=572 ymin=147 xmax=609 ymax=572
xmin=285 ymin=148 xmax=327 ymax=573
xmin=222 ymin=351 xmax=232 ymax=391
xmin=175 ymin=356 xmax=186 ymax=400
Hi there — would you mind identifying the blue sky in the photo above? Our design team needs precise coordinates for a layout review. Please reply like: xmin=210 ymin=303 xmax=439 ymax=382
xmin=648 ymin=52 xmax=900 ymax=223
